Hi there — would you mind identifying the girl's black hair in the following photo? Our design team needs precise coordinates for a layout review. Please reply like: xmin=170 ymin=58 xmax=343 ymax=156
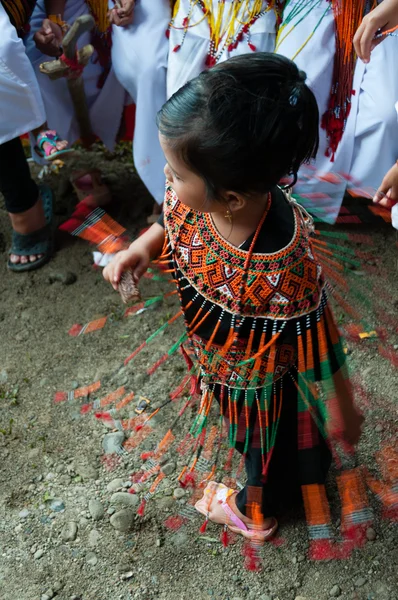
xmin=157 ymin=52 xmax=319 ymax=199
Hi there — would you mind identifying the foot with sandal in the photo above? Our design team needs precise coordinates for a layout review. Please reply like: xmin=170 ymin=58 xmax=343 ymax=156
xmin=195 ymin=482 xmax=278 ymax=542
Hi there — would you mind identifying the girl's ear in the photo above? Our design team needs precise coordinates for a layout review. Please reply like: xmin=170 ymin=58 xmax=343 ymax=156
xmin=223 ymin=192 xmax=247 ymax=212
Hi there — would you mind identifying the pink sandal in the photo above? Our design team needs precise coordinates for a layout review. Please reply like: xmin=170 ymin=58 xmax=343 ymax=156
xmin=195 ymin=482 xmax=278 ymax=541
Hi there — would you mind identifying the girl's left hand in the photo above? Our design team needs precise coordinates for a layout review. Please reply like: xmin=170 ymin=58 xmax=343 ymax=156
xmin=373 ymin=161 xmax=398 ymax=208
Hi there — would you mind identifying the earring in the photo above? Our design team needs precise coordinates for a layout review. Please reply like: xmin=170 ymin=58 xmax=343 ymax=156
xmin=224 ymin=208 xmax=232 ymax=224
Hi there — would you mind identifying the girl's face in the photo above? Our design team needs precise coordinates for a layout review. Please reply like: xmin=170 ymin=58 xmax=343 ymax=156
xmin=160 ymin=134 xmax=218 ymax=213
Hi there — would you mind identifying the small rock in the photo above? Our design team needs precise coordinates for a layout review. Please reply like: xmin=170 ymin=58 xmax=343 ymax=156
xmin=61 ymin=521 xmax=78 ymax=542
xmin=19 ymin=508 xmax=30 ymax=519
xmin=102 ymin=432 xmax=125 ymax=455
xmin=366 ymin=527 xmax=377 ymax=541
xmin=259 ymin=596 xmax=273 ymax=600
xmin=39 ymin=378 xmax=49 ymax=388
xmin=155 ymin=497 xmax=174 ymax=510
xmin=53 ymin=581 xmax=63 ymax=592
xmin=34 ymin=549 xmax=45 ymax=560
xmin=50 ymin=499 xmax=65 ymax=512
xmin=106 ymin=478 xmax=125 ymax=493
xmin=41 ymin=591 xmax=54 ymax=600
xmin=120 ymin=571 xmax=134 ymax=581
xmin=294 ymin=597 xmax=308 ymax=600
xmin=88 ymin=529 xmax=101 ymax=548
xmin=107 ymin=507 xmax=116 ymax=516
xmin=292 ymin=556 xmax=298 ymax=565
xmin=86 ymin=552 xmax=98 ymax=566
xmin=110 ymin=492 xmax=139 ymax=509
xmin=354 ymin=577 xmax=367 ymax=588
xmin=171 ymin=531 xmax=189 ymax=547
xmin=330 ymin=585 xmax=341 ymax=597
xmin=0 ymin=369 xmax=8 ymax=384
xmin=162 ymin=462 xmax=176 ymax=476
xmin=374 ymin=424 xmax=383 ymax=433
xmin=173 ymin=488 xmax=185 ymax=500
xmin=88 ymin=499 xmax=104 ymax=521
xmin=48 ymin=271 xmax=77 ymax=285
xmin=110 ymin=509 xmax=134 ymax=532
xmin=28 ymin=447 xmax=40 ymax=460
xmin=76 ymin=463 xmax=98 ymax=481
xmin=297 ymin=554 xmax=305 ymax=563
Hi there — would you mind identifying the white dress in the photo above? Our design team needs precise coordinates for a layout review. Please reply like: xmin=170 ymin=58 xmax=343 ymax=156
xmin=0 ymin=3 xmax=46 ymax=144
xmin=25 ymin=0 xmax=126 ymax=152
xmin=109 ymin=0 xmax=171 ymax=205
xmin=276 ymin=0 xmax=398 ymax=223
xmin=167 ymin=0 xmax=277 ymax=97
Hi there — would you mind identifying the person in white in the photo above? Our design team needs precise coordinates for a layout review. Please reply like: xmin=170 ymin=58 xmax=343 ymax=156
xmin=0 ymin=1 xmax=61 ymax=270
xmin=275 ymin=0 xmax=398 ymax=224
xmin=108 ymin=0 xmax=171 ymax=208
xmin=167 ymin=0 xmax=277 ymax=98
xmin=354 ymin=0 xmax=398 ymax=229
xmin=25 ymin=0 xmax=126 ymax=155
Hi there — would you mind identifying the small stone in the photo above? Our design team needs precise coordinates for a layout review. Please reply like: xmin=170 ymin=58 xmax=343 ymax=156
xmin=106 ymin=478 xmax=125 ymax=493
xmin=50 ymin=499 xmax=65 ymax=512
xmin=76 ymin=463 xmax=98 ymax=481
xmin=330 ymin=585 xmax=341 ymax=597
xmin=292 ymin=556 xmax=298 ymax=565
xmin=297 ymin=554 xmax=305 ymax=563
xmin=71 ymin=381 xmax=79 ymax=390
xmin=88 ymin=499 xmax=104 ymax=521
xmin=156 ymin=497 xmax=174 ymax=510
xmin=0 ymin=369 xmax=8 ymax=384
xmin=41 ymin=591 xmax=54 ymax=600
xmin=61 ymin=521 xmax=78 ymax=542
xmin=173 ymin=488 xmax=185 ymax=500
xmin=162 ymin=462 xmax=176 ymax=476
xmin=86 ymin=552 xmax=98 ymax=566
xmin=366 ymin=527 xmax=377 ymax=541
xmin=19 ymin=508 xmax=30 ymax=519
xmin=110 ymin=492 xmax=139 ymax=509
xmin=48 ymin=270 xmax=77 ymax=285
xmin=110 ymin=509 xmax=134 ymax=532
xmin=88 ymin=529 xmax=101 ymax=547
xmin=354 ymin=577 xmax=367 ymax=588
xmin=120 ymin=571 xmax=134 ymax=581
xmin=374 ymin=424 xmax=383 ymax=433
xmin=259 ymin=596 xmax=273 ymax=600
xmin=171 ymin=531 xmax=189 ymax=547
xmin=294 ymin=597 xmax=308 ymax=600
xmin=53 ymin=582 xmax=63 ymax=592
xmin=34 ymin=549 xmax=45 ymax=559
xmin=102 ymin=432 xmax=125 ymax=455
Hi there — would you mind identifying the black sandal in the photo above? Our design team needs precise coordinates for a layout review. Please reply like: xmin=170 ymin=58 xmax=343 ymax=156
xmin=7 ymin=186 xmax=54 ymax=273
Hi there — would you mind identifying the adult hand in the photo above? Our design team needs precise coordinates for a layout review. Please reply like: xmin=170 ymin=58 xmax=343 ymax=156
xmin=34 ymin=19 xmax=63 ymax=57
xmin=353 ymin=0 xmax=398 ymax=63
xmin=373 ymin=161 xmax=398 ymax=208
xmin=108 ymin=0 xmax=135 ymax=27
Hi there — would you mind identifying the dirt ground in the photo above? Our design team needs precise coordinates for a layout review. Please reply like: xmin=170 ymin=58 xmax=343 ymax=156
xmin=0 ymin=149 xmax=397 ymax=600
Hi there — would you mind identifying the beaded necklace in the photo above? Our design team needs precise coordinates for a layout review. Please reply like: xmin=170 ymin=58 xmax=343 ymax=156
xmin=169 ymin=0 xmax=274 ymax=66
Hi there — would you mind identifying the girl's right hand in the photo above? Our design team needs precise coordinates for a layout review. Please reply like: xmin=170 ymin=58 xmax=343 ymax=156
xmin=103 ymin=243 xmax=150 ymax=290
xmin=373 ymin=161 xmax=398 ymax=208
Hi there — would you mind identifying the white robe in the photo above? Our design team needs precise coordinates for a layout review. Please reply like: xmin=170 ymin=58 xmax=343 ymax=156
xmin=109 ymin=0 xmax=170 ymax=206
xmin=276 ymin=0 xmax=398 ymax=223
xmin=167 ymin=0 xmax=277 ymax=97
xmin=0 ymin=3 xmax=46 ymax=144
xmin=25 ymin=0 xmax=126 ymax=152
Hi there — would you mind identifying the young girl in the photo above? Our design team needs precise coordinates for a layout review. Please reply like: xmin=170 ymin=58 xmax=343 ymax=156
xmin=103 ymin=53 xmax=363 ymax=544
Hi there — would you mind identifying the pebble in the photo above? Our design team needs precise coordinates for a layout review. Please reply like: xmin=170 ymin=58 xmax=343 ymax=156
xmin=88 ymin=499 xmax=104 ymax=521
xmin=173 ymin=488 xmax=185 ymax=500
xmin=53 ymin=582 xmax=63 ymax=592
xmin=50 ymin=499 xmax=65 ymax=512
xmin=110 ymin=492 xmax=139 ymax=509
xmin=0 ymin=368 xmax=8 ymax=384
xmin=86 ymin=552 xmax=98 ymax=566
xmin=330 ymin=585 xmax=341 ymax=597
xmin=102 ymin=432 xmax=125 ymax=455
xmin=34 ymin=549 xmax=45 ymax=560
xmin=366 ymin=527 xmax=377 ymax=541
xmin=19 ymin=509 xmax=30 ymax=519
xmin=259 ymin=596 xmax=273 ymax=600
xmin=106 ymin=478 xmax=125 ymax=493
xmin=41 ymin=591 xmax=54 ymax=600
xmin=110 ymin=509 xmax=134 ymax=532
xmin=297 ymin=554 xmax=306 ymax=563
xmin=88 ymin=529 xmax=101 ymax=548
xmin=354 ymin=577 xmax=367 ymax=588
xmin=120 ymin=571 xmax=134 ymax=581
xmin=155 ymin=497 xmax=174 ymax=510
xmin=375 ymin=424 xmax=384 ymax=433
xmin=48 ymin=270 xmax=77 ymax=285
xmin=171 ymin=531 xmax=189 ymax=547
xmin=162 ymin=462 xmax=176 ymax=476
xmin=76 ymin=464 xmax=98 ymax=481
xmin=61 ymin=521 xmax=78 ymax=542
xmin=71 ymin=380 xmax=79 ymax=390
